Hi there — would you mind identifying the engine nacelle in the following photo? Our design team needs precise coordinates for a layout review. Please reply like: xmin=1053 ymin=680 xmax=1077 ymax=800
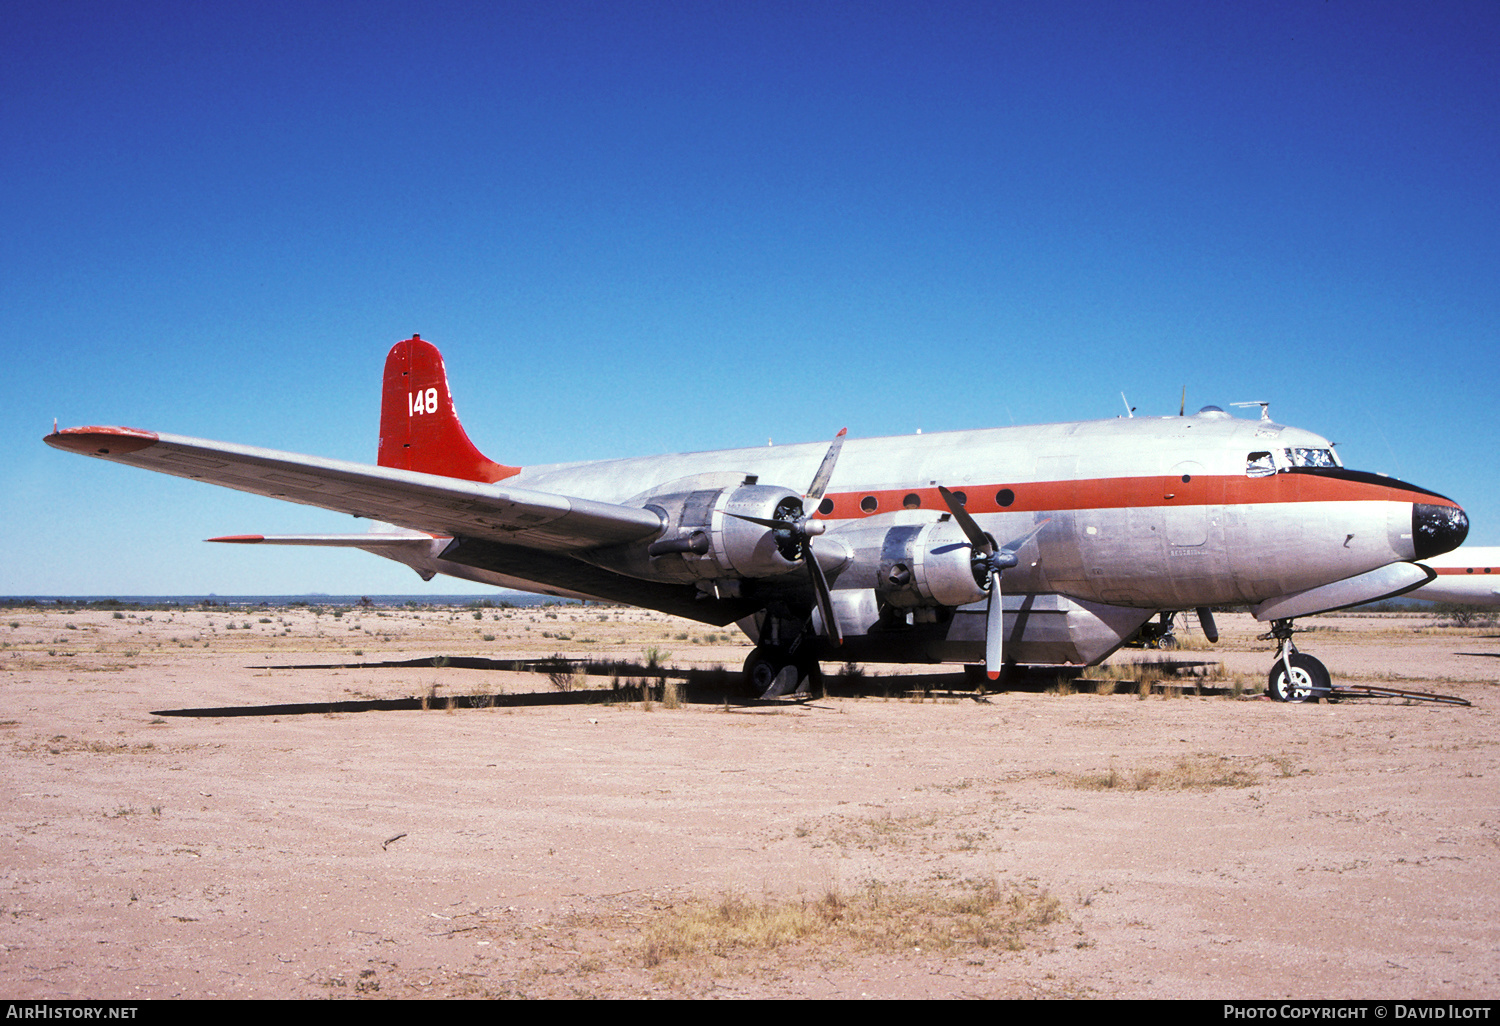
xmin=594 ymin=480 xmax=809 ymax=585
xmin=875 ymin=521 xmax=989 ymax=609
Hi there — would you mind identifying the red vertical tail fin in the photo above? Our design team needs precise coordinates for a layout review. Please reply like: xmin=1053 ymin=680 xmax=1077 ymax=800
xmin=378 ymin=335 xmax=520 ymax=483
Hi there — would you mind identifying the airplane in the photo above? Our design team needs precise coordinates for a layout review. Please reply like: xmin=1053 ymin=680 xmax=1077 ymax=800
xmin=1412 ymin=547 xmax=1500 ymax=604
xmin=46 ymin=335 xmax=1470 ymax=703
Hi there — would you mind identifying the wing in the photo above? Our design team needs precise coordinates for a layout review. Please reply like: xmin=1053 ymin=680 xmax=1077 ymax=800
xmin=45 ymin=426 xmax=663 ymax=551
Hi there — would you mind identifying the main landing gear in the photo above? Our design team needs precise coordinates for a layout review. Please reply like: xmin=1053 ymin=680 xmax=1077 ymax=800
xmin=1260 ymin=618 xmax=1331 ymax=703
xmin=743 ymin=641 xmax=823 ymax=699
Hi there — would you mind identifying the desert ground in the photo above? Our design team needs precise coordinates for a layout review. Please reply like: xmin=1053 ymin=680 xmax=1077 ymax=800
xmin=1 ymin=600 xmax=1496 ymax=999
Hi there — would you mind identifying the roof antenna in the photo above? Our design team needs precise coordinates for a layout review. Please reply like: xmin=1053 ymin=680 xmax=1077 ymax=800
xmin=1179 ymin=386 xmax=1186 ymax=417
xmin=1119 ymin=392 xmax=1134 ymax=418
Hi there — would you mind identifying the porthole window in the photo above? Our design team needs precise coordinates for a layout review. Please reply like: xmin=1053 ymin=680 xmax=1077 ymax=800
xmin=818 ymin=498 xmax=834 ymax=516
xmin=995 ymin=488 xmax=1014 ymax=507
xmin=902 ymin=493 xmax=921 ymax=509
xmin=860 ymin=495 xmax=878 ymax=514
xmin=950 ymin=491 xmax=967 ymax=507
xmin=1181 ymin=474 xmax=1191 ymax=483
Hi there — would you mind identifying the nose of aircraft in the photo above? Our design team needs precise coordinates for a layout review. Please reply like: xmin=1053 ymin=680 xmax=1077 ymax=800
xmin=1413 ymin=502 xmax=1469 ymax=560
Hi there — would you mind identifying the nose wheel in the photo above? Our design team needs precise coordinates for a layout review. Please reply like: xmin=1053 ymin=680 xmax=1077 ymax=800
xmin=1267 ymin=651 xmax=1331 ymax=703
xmin=1261 ymin=619 xmax=1332 ymax=702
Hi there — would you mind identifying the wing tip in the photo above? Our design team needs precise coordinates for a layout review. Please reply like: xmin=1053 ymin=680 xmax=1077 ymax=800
xmin=46 ymin=425 xmax=159 ymax=456
xmin=208 ymin=535 xmax=265 ymax=544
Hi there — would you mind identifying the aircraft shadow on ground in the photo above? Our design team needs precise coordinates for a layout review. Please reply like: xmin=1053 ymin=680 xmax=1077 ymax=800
xmin=149 ymin=655 xmax=1224 ymax=718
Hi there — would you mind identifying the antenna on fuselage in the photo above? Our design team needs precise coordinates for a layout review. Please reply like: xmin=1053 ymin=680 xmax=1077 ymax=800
xmin=1179 ymin=386 xmax=1186 ymax=416
xmin=1120 ymin=392 xmax=1134 ymax=418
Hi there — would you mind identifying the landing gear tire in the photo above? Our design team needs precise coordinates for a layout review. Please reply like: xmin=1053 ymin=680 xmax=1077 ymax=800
xmin=1267 ymin=653 xmax=1331 ymax=703
xmin=742 ymin=647 xmax=814 ymax=699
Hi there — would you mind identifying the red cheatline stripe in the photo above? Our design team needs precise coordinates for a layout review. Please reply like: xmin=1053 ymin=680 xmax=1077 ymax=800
xmin=814 ymin=473 xmax=1454 ymax=521
xmin=1434 ymin=567 xmax=1494 ymax=575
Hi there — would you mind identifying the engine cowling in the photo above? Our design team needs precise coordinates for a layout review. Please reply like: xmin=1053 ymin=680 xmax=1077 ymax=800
xmin=875 ymin=521 xmax=989 ymax=609
xmin=594 ymin=481 xmax=810 ymax=585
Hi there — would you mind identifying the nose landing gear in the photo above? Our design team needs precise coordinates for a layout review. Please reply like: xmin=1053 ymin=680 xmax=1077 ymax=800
xmin=1260 ymin=618 xmax=1331 ymax=703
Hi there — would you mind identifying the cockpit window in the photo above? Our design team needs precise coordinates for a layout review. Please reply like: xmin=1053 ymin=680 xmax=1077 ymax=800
xmin=1286 ymin=447 xmax=1340 ymax=468
xmin=1246 ymin=448 xmax=1342 ymax=476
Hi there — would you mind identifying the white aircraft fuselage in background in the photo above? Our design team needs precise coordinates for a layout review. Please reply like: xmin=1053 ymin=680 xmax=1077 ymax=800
xmin=1413 ymin=547 xmax=1500 ymax=604
xmin=47 ymin=336 xmax=1469 ymax=698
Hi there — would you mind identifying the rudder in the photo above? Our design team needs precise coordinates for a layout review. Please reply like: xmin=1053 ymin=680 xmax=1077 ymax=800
xmin=378 ymin=335 xmax=519 ymax=483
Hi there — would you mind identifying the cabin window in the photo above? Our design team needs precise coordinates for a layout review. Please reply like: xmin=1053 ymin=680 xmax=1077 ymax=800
xmin=996 ymin=488 xmax=1015 ymax=507
xmin=860 ymin=495 xmax=878 ymax=514
xmin=1246 ymin=451 xmax=1275 ymax=477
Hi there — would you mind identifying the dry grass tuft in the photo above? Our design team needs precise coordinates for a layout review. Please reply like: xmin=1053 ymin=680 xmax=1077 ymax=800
xmin=1070 ymin=754 xmax=1260 ymax=791
xmin=637 ymin=878 xmax=1063 ymax=967
xmin=1164 ymin=632 xmax=1217 ymax=651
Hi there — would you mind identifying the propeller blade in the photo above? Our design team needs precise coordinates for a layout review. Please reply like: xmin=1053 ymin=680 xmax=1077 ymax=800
xmin=805 ymin=428 xmax=847 ymax=506
xmin=726 ymin=511 xmax=797 ymax=531
xmin=998 ymin=518 xmax=1052 ymax=564
xmin=937 ymin=486 xmax=992 ymax=554
xmin=805 ymin=539 xmax=843 ymax=647
xmin=1196 ymin=606 xmax=1219 ymax=643
xmin=985 ymin=568 xmax=1003 ymax=679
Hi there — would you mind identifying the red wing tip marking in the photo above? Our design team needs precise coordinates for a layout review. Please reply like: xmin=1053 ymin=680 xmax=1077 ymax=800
xmin=45 ymin=426 xmax=159 ymax=455
xmin=208 ymin=535 xmax=265 ymax=543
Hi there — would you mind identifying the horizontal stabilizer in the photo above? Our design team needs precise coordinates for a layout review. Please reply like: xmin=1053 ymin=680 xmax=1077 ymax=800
xmin=209 ymin=532 xmax=436 ymax=547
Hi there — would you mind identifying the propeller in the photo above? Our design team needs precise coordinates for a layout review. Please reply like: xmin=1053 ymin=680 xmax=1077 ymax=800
xmin=1196 ymin=606 xmax=1219 ymax=643
xmin=728 ymin=429 xmax=847 ymax=645
xmin=937 ymin=486 xmax=1049 ymax=680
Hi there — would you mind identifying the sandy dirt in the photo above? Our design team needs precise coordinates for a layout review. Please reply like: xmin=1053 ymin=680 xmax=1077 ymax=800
xmin=1 ymin=602 xmax=1497 ymax=999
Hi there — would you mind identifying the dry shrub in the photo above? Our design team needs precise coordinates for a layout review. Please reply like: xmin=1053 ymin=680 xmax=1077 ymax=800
xmin=1166 ymin=632 xmax=1216 ymax=651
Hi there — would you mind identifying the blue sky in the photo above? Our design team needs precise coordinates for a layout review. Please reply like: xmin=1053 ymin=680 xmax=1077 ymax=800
xmin=4 ymin=0 xmax=1497 ymax=595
